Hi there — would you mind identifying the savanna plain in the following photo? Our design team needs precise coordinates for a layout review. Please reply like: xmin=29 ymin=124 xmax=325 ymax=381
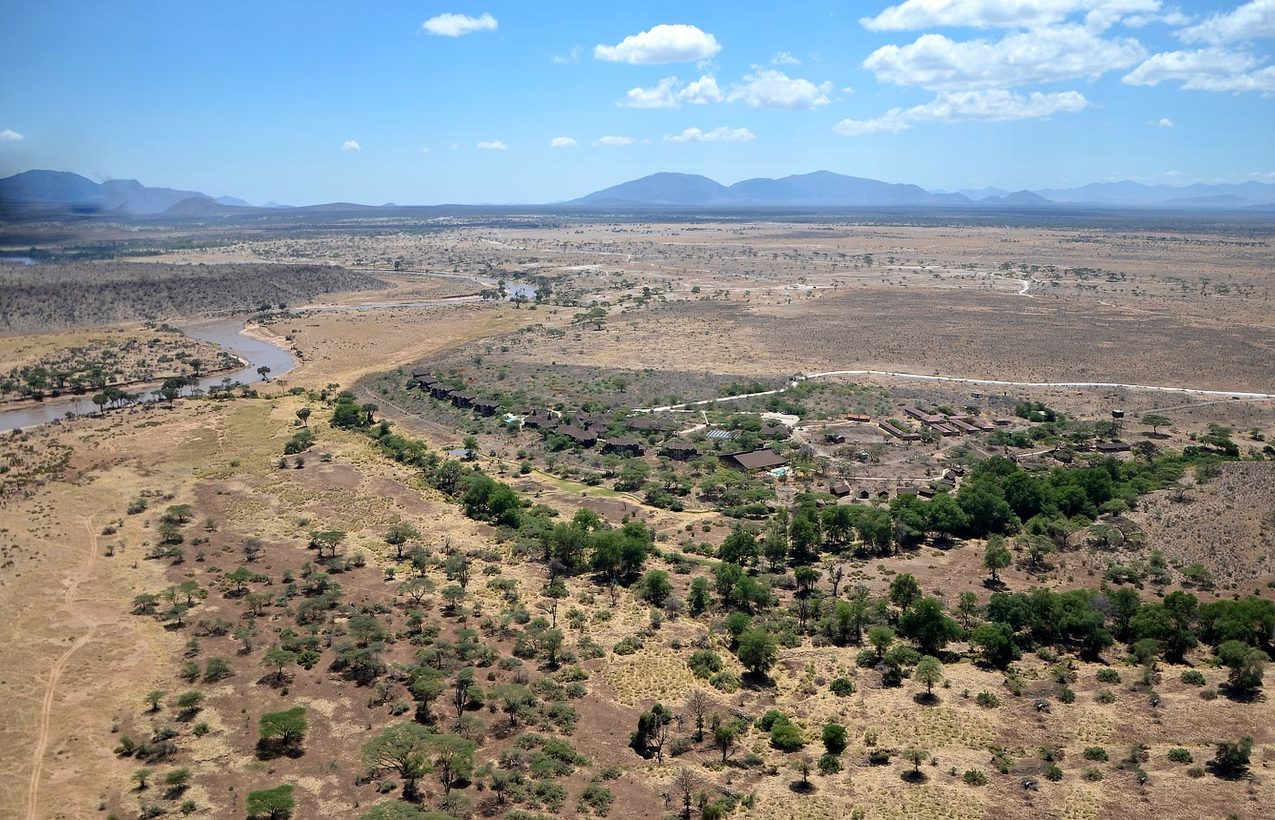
xmin=1 ymin=212 xmax=1272 ymax=820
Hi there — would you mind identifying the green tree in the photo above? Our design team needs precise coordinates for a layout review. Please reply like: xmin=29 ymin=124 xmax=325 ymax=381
xmin=296 ymin=407 xmax=312 ymax=427
xmin=898 ymin=597 xmax=960 ymax=655
xmin=1211 ymin=736 xmax=1253 ymax=777
xmin=430 ymin=734 xmax=476 ymax=795
xmin=736 ymin=628 xmax=779 ymax=676
xmin=983 ymin=536 xmax=1012 ymax=583
xmin=362 ymin=723 xmax=434 ymax=800
xmin=688 ymin=577 xmax=710 ymax=614
xmin=144 ymin=690 xmax=165 ymax=713
xmin=359 ymin=800 xmax=432 ymax=820
xmin=262 ymin=647 xmax=299 ymax=683
xmin=889 ymin=573 xmax=921 ymax=612
xmin=259 ymin=706 xmax=308 ymax=753
xmin=1140 ymin=413 xmax=1170 ymax=435
xmin=246 ymin=784 xmax=295 ymax=819
xmin=822 ymin=721 xmax=847 ymax=755
xmin=913 ymin=655 xmax=944 ymax=696
xmin=641 ymin=570 xmax=672 ymax=606
xmin=1217 ymin=640 xmax=1265 ymax=695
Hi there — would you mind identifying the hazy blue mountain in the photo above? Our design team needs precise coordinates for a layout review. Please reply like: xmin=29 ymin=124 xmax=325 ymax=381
xmin=569 ymin=170 xmax=974 ymax=206
xmin=0 ymin=169 xmax=252 ymax=215
xmin=727 ymin=170 xmax=969 ymax=205
xmin=957 ymin=186 xmax=1010 ymax=200
xmin=569 ymin=172 xmax=734 ymax=205
xmin=1035 ymin=180 xmax=1275 ymax=205
xmin=978 ymin=190 xmax=1053 ymax=206
xmin=216 ymin=195 xmax=252 ymax=207
xmin=0 ymin=169 xmax=102 ymax=206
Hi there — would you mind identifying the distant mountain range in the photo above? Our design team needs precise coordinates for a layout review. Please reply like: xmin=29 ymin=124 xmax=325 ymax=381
xmin=569 ymin=171 xmax=1275 ymax=209
xmin=0 ymin=169 xmax=256 ymax=215
xmin=2 ymin=169 xmax=1274 ymax=216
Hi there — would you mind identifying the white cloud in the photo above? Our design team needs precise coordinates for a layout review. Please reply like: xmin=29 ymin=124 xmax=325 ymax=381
xmin=595 ymin=135 xmax=634 ymax=146
xmin=340 ymin=139 xmax=361 ymax=151
xmin=550 ymin=136 xmax=577 ymax=148
xmin=552 ymin=45 xmax=583 ymax=64
xmin=861 ymin=0 xmax=1161 ymax=31
xmin=1153 ymin=116 xmax=1174 ymax=126
xmin=727 ymin=68 xmax=832 ymax=109
xmin=0 ymin=129 xmax=24 ymax=143
xmin=422 ymin=12 xmax=497 ymax=37
xmin=594 ymin=24 xmax=721 ymax=64
xmin=1179 ymin=0 xmax=1275 ymax=43
xmin=771 ymin=51 xmax=802 ymax=65
xmin=420 ymin=145 xmax=430 ymax=154
xmin=476 ymin=140 xmax=508 ymax=150
xmin=864 ymin=26 xmax=1145 ymax=89
xmin=1123 ymin=47 xmax=1275 ymax=91
xmin=681 ymin=75 xmax=724 ymax=104
xmin=665 ymin=126 xmax=756 ymax=143
xmin=834 ymin=88 xmax=1089 ymax=135
xmin=620 ymin=75 xmax=722 ymax=108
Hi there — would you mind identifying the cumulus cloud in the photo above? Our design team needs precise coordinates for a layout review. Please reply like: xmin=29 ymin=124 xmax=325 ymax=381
xmin=476 ymin=140 xmax=508 ymax=150
xmin=665 ymin=126 xmax=756 ymax=143
xmin=0 ymin=129 xmax=24 ymax=143
xmin=594 ymin=24 xmax=721 ymax=64
xmin=423 ymin=12 xmax=498 ymax=37
xmin=834 ymin=88 xmax=1089 ymax=135
xmin=550 ymin=136 xmax=577 ymax=148
xmin=340 ymin=139 xmax=361 ymax=151
xmin=1123 ymin=47 xmax=1275 ymax=91
xmin=727 ymin=69 xmax=832 ymax=109
xmin=595 ymin=135 xmax=634 ymax=146
xmin=771 ymin=51 xmax=802 ymax=65
xmin=864 ymin=26 xmax=1145 ymax=89
xmin=1179 ymin=0 xmax=1275 ymax=43
xmin=861 ymin=0 xmax=1161 ymax=31
xmin=1153 ymin=116 xmax=1174 ymax=126
xmin=620 ymin=75 xmax=722 ymax=108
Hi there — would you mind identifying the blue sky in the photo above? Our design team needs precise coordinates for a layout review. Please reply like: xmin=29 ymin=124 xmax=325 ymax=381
xmin=1 ymin=1 xmax=1272 ymax=204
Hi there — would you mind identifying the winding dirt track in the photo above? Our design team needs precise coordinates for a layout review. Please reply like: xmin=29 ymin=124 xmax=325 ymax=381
xmin=25 ymin=512 xmax=102 ymax=820
xmin=635 ymin=370 xmax=1275 ymax=413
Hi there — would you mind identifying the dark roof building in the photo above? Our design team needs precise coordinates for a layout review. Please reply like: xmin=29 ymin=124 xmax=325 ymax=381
xmin=472 ymin=399 xmax=501 ymax=417
xmin=660 ymin=441 xmax=700 ymax=461
xmin=722 ymin=448 xmax=789 ymax=472
xmin=556 ymin=425 xmax=597 ymax=447
xmin=829 ymin=479 xmax=851 ymax=497
xmin=602 ymin=437 xmax=645 ymax=457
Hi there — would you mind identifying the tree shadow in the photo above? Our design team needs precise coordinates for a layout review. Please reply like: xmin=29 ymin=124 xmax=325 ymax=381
xmin=741 ymin=671 xmax=776 ymax=691
xmin=982 ymin=578 xmax=1007 ymax=592
xmin=255 ymin=738 xmax=304 ymax=761
xmin=788 ymin=779 xmax=816 ymax=794
xmin=1220 ymin=684 xmax=1263 ymax=704
xmin=900 ymin=769 xmax=929 ymax=784
xmin=1205 ymin=761 xmax=1249 ymax=781
xmin=913 ymin=692 xmax=940 ymax=707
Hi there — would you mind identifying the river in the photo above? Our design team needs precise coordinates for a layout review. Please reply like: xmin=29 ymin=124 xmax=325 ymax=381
xmin=0 ymin=317 xmax=297 ymax=431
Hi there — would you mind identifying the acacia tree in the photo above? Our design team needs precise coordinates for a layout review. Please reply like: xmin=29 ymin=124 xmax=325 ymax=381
xmin=1140 ymin=413 xmax=1170 ymax=435
xmin=430 ymin=734 xmax=476 ymax=795
xmin=261 ymin=648 xmax=299 ymax=684
xmin=362 ymin=723 xmax=433 ymax=800
xmin=259 ymin=707 xmax=308 ymax=756
xmin=246 ymin=784 xmax=294 ymax=819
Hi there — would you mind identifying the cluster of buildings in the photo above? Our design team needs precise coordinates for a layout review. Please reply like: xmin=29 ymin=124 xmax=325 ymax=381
xmin=411 ymin=371 xmax=722 ymax=462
